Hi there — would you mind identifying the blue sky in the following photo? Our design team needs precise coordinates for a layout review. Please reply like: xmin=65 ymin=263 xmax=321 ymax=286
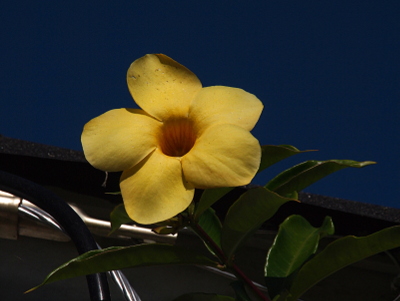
xmin=1 ymin=1 xmax=399 ymax=208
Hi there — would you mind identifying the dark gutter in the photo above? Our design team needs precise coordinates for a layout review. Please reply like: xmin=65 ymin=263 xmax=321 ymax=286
xmin=1 ymin=135 xmax=399 ymax=236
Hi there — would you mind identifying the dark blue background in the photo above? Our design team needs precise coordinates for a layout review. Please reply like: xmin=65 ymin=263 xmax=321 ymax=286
xmin=1 ymin=2 xmax=399 ymax=207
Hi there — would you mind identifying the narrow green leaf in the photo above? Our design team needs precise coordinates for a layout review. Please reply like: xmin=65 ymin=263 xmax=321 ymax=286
xmin=265 ymin=215 xmax=334 ymax=278
xmin=198 ymin=207 xmax=222 ymax=248
xmin=27 ymin=244 xmax=217 ymax=293
xmin=173 ymin=293 xmax=236 ymax=301
xmin=109 ymin=204 xmax=133 ymax=234
xmin=258 ymin=145 xmax=314 ymax=174
xmin=104 ymin=191 xmax=122 ymax=195
xmin=286 ymin=225 xmax=400 ymax=301
xmin=264 ymin=215 xmax=334 ymax=298
xmin=265 ymin=160 xmax=376 ymax=197
xmin=221 ymin=187 xmax=295 ymax=261
xmin=195 ymin=187 xmax=233 ymax=220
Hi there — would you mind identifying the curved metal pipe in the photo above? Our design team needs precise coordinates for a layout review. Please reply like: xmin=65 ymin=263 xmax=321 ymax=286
xmin=0 ymin=170 xmax=111 ymax=301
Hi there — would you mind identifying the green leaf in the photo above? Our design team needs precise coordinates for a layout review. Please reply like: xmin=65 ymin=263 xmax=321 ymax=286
xmin=221 ymin=187 xmax=295 ymax=261
xmin=198 ymin=207 xmax=222 ymax=248
xmin=258 ymin=145 xmax=313 ymax=174
xmin=286 ymin=225 xmax=400 ymax=301
xmin=265 ymin=215 xmax=334 ymax=278
xmin=193 ymin=145 xmax=309 ymax=220
xmin=195 ymin=187 xmax=234 ymax=220
xmin=264 ymin=215 xmax=334 ymax=298
xmin=27 ymin=244 xmax=218 ymax=293
xmin=265 ymin=160 xmax=376 ymax=197
xmin=272 ymin=292 xmax=291 ymax=301
xmin=109 ymin=204 xmax=133 ymax=234
xmin=173 ymin=293 xmax=236 ymax=301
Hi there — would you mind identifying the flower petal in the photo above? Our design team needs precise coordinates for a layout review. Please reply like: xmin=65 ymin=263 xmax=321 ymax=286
xmin=189 ymin=86 xmax=263 ymax=135
xmin=82 ymin=108 xmax=161 ymax=172
xmin=127 ymin=54 xmax=202 ymax=121
xmin=120 ymin=149 xmax=195 ymax=224
xmin=182 ymin=124 xmax=261 ymax=188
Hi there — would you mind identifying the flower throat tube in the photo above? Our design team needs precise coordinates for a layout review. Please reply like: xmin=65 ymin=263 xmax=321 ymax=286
xmin=159 ymin=118 xmax=196 ymax=157
xmin=81 ymin=54 xmax=263 ymax=224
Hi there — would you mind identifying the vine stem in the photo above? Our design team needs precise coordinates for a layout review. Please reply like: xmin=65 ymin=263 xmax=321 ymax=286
xmin=191 ymin=222 xmax=271 ymax=301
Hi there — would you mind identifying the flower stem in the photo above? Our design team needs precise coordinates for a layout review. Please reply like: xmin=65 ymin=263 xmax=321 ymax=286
xmin=191 ymin=222 xmax=226 ymax=262
xmin=190 ymin=222 xmax=270 ymax=301
xmin=231 ymin=263 xmax=270 ymax=301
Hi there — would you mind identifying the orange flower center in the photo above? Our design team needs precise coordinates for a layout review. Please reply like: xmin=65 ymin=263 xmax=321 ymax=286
xmin=159 ymin=119 xmax=197 ymax=157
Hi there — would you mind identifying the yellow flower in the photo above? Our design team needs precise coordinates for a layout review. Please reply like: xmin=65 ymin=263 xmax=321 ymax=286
xmin=81 ymin=54 xmax=263 ymax=224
